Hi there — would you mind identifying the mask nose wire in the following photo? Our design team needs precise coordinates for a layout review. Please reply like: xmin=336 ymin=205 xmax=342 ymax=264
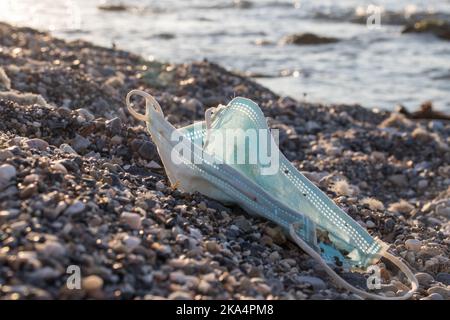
xmin=126 ymin=89 xmax=163 ymax=121
xmin=289 ymin=223 xmax=418 ymax=300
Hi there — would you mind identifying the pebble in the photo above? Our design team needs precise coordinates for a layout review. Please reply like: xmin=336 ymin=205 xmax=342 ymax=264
xmin=65 ymin=200 xmax=86 ymax=215
xmin=76 ymin=108 xmax=95 ymax=121
xmin=0 ymin=149 xmax=13 ymax=160
xmin=297 ymin=276 xmax=327 ymax=291
xmin=388 ymin=174 xmax=408 ymax=187
xmin=50 ymin=161 xmax=68 ymax=174
xmin=36 ymin=241 xmax=67 ymax=257
xmin=120 ymin=212 xmax=142 ymax=230
xmin=415 ymin=272 xmax=434 ymax=287
xmin=427 ymin=286 xmax=449 ymax=299
xmin=123 ymin=235 xmax=141 ymax=251
xmin=234 ymin=217 xmax=252 ymax=232
xmin=269 ymin=251 xmax=281 ymax=262
xmin=25 ymin=138 xmax=49 ymax=150
xmin=105 ymin=117 xmax=122 ymax=135
xmin=205 ymin=240 xmax=220 ymax=253
xmin=71 ymin=134 xmax=91 ymax=152
xmin=417 ymin=179 xmax=428 ymax=190
xmin=421 ymin=293 xmax=444 ymax=300
xmin=0 ymin=164 xmax=16 ymax=181
xmin=137 ymin=141 xmax=156 ymax=160
xmin=82 ymin=275 xmax=104 ymax=292
xmin=435 ymin=204 xmax=450 ymax=218
xmin=0 ymin=209 xmax=19 ymax=220
xmin=405 ymin=239 xmax=422 ymax=252
xmin=168 ymin=291 xmax=193 ymax=300
xmin=20 ymin=183 xmax=38 ymax=198
xmin=155 ymin=181 xmax=165 ymax=191
xmin=59 ymin=143 xmax=78 ymax=155
xmin=435 ymin=273 xmax=450 ymax=285
xmin=365 ymin=220 xmax=376 ymax=228
xmin=198 ymin=202 xmax=207 ymax=211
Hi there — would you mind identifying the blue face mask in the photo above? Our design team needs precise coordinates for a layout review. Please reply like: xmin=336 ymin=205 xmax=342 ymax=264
xmin=126 ymin=90 xmax=418 ymax=300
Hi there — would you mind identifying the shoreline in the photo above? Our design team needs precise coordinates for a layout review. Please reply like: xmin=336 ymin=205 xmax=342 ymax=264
xmin=0 ymin=22 xmax=449 ymax=300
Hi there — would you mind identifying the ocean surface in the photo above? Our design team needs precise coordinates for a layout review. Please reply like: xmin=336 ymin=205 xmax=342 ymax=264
xmin=1 ymin=0 xmax=449 ymax=111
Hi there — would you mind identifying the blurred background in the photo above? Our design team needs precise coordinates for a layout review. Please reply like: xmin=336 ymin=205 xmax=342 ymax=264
xmin=1 ymin=0 xmax=449 ymax=111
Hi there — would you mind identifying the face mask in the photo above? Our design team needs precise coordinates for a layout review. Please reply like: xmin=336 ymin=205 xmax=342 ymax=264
xmin=126 ymin=90 xmax=418 ymax=300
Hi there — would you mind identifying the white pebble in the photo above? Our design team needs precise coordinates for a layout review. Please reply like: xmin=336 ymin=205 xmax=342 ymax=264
xmin=0 ymin=164 xmax=16 ymax=181
xmin=120 ymin=212 xmax=142 ymax=230
xmin=65 ymin=200 xmax=86 ymax=215
xmin=405 ymin=239 xmax=422 ymax=252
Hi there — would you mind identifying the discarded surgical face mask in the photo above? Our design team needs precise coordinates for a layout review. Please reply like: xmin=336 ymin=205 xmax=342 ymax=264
xmin=126 ymin=90 xmax=418 ymax=300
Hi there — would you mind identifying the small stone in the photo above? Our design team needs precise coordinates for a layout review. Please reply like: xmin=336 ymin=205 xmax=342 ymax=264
xmin=435 ymin=204 xmax=450 ymax=218
xmin=71 ymin=134 xmax=91 ymax=152
xmin=305 ymin=120 xmax=320 ymax=132
xmin=25 ymin=138 xmax=49 ymax=151
xmin=29 ymin=267 xmax=61 ymax=281
xmin=20 ymin=183 xmax=38 ymax=198
xmin=415 ymin=272 xmax=434 ymax=287
xmin=417 ymin=179 xmax=428 ymax=190
xmin=427 ymin=286 xmax=449 ymax=299
xmin=205 ymin=240 xmax=220 ymax=253
xmin=57 ymin=106 xmax=72 ymax=117
xmin=365 ymin=220 xmax=376 ymax=229
xmin=10 ymin=220 xmax=27 ymax=232
xmin=421 ymin=293 xmax=444 ymax=300
xmin=120 ymin=212 xmax=142 ymax=230
xmin=105 ymin=117 xmax=122 ymax=135
xmin=264 ymin=226 xmax=286 ymax=244
xmin=435 ymin=272 xmax=450 ymax=285
xmin=155 ymin=181 xmax=165 ymax=191
xmin=137 ymin=141 xmax=156 ymax=160
xmin=405 ymin=239 xmax=422 ymax=252
xmin=65 ymin=200 xmax=86 ymax=215
xmin=50 ymin=161 xmax=68 ymax=174
xmin=37 ymin=241 xmax=67 ymax=257
xmin=168 ymin=291 xmax=192 ymax=300
xmin=110 ymin=135 xmax=123 ymax=145
xmin=198 ymin=202 xmax=207 ymax=211
xmin=82 ymin=275 xmax=104 ymax=292
xmin=384 ymin=218 xmax=395 ymax=232
xmin=123 ymin=235 xmax=141 ymax=251
xmin=59 ymin=143 xmax=78 ymax=155
xmin=76 ymin=108 xmax=95 ymax=121
xmin=269 ymin=251 xmax=280 ymax=262
xmin=0 ymin=164 xmax=16 ymax=181
xmin=388 ymin=174 xmax=408 ymax=187
xmin=198 ymin=280 xmax=211 ymax=294
xmin=234 ymin=217 xmax=252 ymax=232
xmin=297 ymin=275 xmax=327 ymax=291
xmin=0 ymin=209 xmax=19 ymax=220
xmin=0 ymin=150 xmax=14 ymax=161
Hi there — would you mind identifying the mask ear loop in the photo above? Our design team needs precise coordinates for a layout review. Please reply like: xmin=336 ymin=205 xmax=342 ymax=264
xmin=126 ymin=89 xmax=163 ymax=121
xmin=289 ymin=223 xmax=418 ymax=300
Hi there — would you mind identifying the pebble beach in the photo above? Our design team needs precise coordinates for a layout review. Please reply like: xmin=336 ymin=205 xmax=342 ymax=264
xmin=0 ymin=22 xmax=449 ymax=300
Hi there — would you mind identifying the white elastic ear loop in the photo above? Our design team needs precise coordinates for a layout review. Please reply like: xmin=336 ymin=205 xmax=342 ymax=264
xmin=126 ymin=89 xmax=163 ymax=121
xmin=204 ymin=107 xmax=215 ymax=148
xmin=289 ymin=224 xmax=418 ymax=300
